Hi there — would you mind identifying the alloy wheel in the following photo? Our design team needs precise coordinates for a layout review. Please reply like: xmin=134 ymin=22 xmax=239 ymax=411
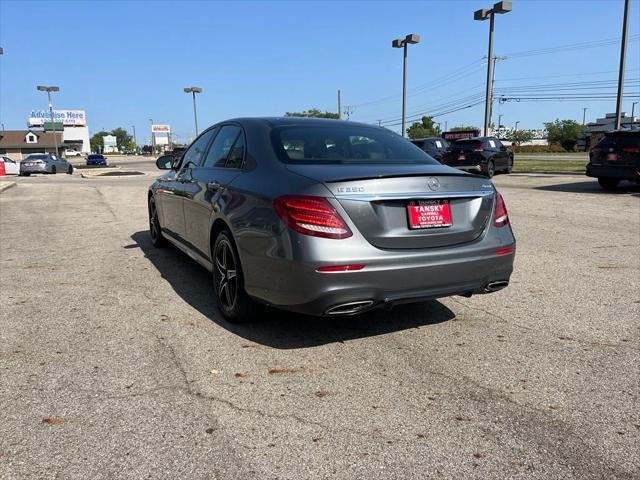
xmin=214 ymin=239 xmax=238 ymax=311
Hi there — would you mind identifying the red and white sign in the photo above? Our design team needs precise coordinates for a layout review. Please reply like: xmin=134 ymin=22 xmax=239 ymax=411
xmin=407 ymin=200 xmax=452 ymax=229
xmin=151 ymin=124 xmax=171 ymax=133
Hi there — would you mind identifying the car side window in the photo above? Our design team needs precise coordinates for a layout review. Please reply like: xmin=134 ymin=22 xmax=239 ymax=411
xmin=182 ymin=129 xmax=217 ymax=167
xmin=226 ymin=132 xmax=245 ymax=169
xmin=202 ymin=126 xmax=241 ymax=168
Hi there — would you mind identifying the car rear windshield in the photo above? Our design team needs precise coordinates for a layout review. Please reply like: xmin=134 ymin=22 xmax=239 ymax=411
xmin=25 ymin=155 xmax=48 ymax=160
xmin=597 ymin=133 xmax=640 ymax=149
xmin=271 ymin=125 xmax=438 ymax=165
xmin=451 ymin=140 xmax=482 ymax=148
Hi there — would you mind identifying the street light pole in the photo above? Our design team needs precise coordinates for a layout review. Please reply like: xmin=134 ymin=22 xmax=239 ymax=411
xmin=149 ymin=118 xmax=155 ymax=155
xmin=184 ymin=87 xmax=203 ymax=136
xmin=615 ymin=0 xmax=630 ymax=130
xmin=131 ymin=125 xmax=137 ymax=150
xmin=514 ymin=121 xmax=520 ymax=132
xmin=474 ymin=2 xmax=512 ymax=137
xmin=632 ymin=102 xmax=638 ymax=119
xmin=37 ymin=85 xmax=60 ymax=156
xmin=392 ymin=33 xmax=420 ymax=137
xmin=582 ymin=107 xmax=588 ymax=125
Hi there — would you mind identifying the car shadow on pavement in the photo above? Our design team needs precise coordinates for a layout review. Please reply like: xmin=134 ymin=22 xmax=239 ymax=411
xmin=130 ymin=231 xmax=455 ymax=349
xmin=534 ymin=179 xmax=640 ymax=195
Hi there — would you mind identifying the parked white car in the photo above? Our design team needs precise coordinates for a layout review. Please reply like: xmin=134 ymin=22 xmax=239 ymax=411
xmin=64 ymin=149 xmax=84 ymax=157
xmin=0 ymin=156 xmax=20 ymax=175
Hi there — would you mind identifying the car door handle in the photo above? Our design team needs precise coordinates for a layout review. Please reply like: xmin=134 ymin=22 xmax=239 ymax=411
xmin=207 ymin=181 xmax=221 ymax=191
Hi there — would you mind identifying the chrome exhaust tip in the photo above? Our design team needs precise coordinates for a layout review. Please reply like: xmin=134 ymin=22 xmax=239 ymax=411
xmin=484 ymin=281 xmax=509 ymax=293
xmin=325 ymin=300 xmax=374 ymax=316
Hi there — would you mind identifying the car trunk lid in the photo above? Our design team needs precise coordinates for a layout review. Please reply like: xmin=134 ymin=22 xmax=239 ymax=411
xmin=286 ymin=164 xmax=495 ymax=249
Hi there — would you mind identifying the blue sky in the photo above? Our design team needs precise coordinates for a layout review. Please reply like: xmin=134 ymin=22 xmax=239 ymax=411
xmin=0 ymin=0 xmax=638 ymax=142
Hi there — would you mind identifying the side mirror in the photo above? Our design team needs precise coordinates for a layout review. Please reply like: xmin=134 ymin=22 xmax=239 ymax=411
xmin=156 ymin=155 xmax=174 ymax=170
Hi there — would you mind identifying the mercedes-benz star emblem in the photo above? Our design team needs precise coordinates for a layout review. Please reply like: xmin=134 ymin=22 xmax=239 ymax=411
xmin=427 ymin=177 xmax=440 ymax=191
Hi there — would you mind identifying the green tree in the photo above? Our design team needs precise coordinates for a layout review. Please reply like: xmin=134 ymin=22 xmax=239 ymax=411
xmin=504 ymin=129 xmax=535 ymax=146
xmin=111 ymin=127 xmax=135 ymax=151
xmin=450 ymin=125 xmax=479 ymax=132
xmin=543 ymin=119 xmax=586 ymax=151
xmin=406 ymin=116 xmax=441 ymax=139
xmin=90 ymin=131 xmax=110 ymax=153
xmin=285 ymin=108 xmax=339 ymax=119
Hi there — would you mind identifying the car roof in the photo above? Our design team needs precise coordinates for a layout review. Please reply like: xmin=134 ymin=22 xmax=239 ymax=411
xmin=605 ymin=128 xmax=640 ymax=136
xmin=222 ymin=117 xmax=381 ymax=129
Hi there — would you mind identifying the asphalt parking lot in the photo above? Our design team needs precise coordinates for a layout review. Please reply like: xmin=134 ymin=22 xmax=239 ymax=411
xmin=1 ymin=161 xmax=638 ymax=479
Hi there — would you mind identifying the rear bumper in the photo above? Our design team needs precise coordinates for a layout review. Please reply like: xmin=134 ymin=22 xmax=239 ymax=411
xmin=20 ymin=164 xmax=48 ymax=174
xmin=586 ymin=164 xmax=640 ymax=181
xmin=240 ymin=229 xmax=516 ymax=316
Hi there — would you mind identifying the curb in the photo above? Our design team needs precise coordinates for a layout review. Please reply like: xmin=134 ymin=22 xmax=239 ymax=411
xmin=0 ymin=181 xmax=17 ymax=193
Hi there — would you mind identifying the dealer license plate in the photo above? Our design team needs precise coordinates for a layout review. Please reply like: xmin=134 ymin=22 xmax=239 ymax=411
xmin=407 ymin=200 xmax=452 ymax=229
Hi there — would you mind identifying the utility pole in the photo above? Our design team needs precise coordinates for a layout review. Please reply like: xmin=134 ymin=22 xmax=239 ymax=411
xmin=343 ymin=105 xmax=355 ymax=121
xmin=131 ymin=125 xmax=137 ymax=150
xmin=615 ymin=0 xmax=630 ymax=130
xmin=582 ymin=108 xmax=588 ymax=125
xmin=337 ymin=90 xmax=342 ymax=119
xmin=632 ymin=101 xmax=638 ymax=119
xmin=444 ymin=121 xmax=448 ymax=132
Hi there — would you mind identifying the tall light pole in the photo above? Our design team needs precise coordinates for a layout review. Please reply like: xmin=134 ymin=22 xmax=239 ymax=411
xmin=632 ymin=101 xmax=638 ymax=119
xmin=37 ymin=85 xmax=60 ymax=156
xmin=392 ymin=33 xmax=420 ymax=137
xmin=184 ymin=86 xmax=202 ymax=136
xmin=582 ymin=107 xmax=588 ymax=125
xmin=614 ymin=0 xmax=630 ymax=130
xmin=474 ymin=1 xmax=512 ymax=137
xmin=514 ymin=120 xmax=520 ymax=132
xmin=149 ymin=118 xmax=155 ymax=155
xmin=131 ymin=125 xmax=137 ymax=150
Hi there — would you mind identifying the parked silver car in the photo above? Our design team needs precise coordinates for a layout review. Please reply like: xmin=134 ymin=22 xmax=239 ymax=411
xmin=20 ymin=154 xmax=73 ymax=176
xmin=148 ymin=118 xmax=516 ymax=323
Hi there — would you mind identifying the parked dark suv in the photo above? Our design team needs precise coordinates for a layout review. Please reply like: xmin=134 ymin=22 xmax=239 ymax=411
xmin=586 ymin=129 xmax=640 ymax=190
xmin=441 ymin=137 xmax=513 ymax=178
xmin=410 ymin=137 xmax=450 ymax=161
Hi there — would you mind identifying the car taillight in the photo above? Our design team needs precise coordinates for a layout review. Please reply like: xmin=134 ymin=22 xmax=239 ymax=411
xmin=273 ymin=195 xmax=352 ymax=239
xmin=494 ymin=192 xmax=509 ymax=227
xmin=590 ymin=147 xmax=602 ymax=153
xmin=474 ymin=144 xmax=484 ymax=152
xmin=622 ymin=147 xmax=640 ymax=153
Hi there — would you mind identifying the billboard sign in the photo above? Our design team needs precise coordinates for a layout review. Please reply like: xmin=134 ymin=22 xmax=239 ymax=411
xmin=151 ymin=124 xmax=171 ymax=133
xmin=29 ymin=109 xmax=87 ymax=127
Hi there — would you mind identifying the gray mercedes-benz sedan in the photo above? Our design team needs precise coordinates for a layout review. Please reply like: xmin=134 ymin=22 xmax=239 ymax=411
xmin=148 ymin=118 xmax=515 ymax=322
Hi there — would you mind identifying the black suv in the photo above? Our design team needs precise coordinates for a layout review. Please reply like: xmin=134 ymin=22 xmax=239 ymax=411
xmin=586 ymin=129 xmax=640 ymax=190
xmin=410 ymin=137 xmax=450 ymax=161
xmin=441 ymin=137 xmax=513 ymax=178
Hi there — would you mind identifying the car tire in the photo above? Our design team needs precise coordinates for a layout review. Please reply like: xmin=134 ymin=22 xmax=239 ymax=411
xmin=21 ymin=172 xmax=30 ymax=177
xmin=148 ymin=197 xmax=167 ymax=248
xmin=486 ymin=160 xmax=495 ymax=178
xmin=51 ymin=166 xmax=56 ymax=174
xmin=212 ymin=230 xmax=255 ymax=323
xmin=67 ymin=165 xmax=73 ymax=175
xmin=598 ymin=178 xmax=620 ymax=190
